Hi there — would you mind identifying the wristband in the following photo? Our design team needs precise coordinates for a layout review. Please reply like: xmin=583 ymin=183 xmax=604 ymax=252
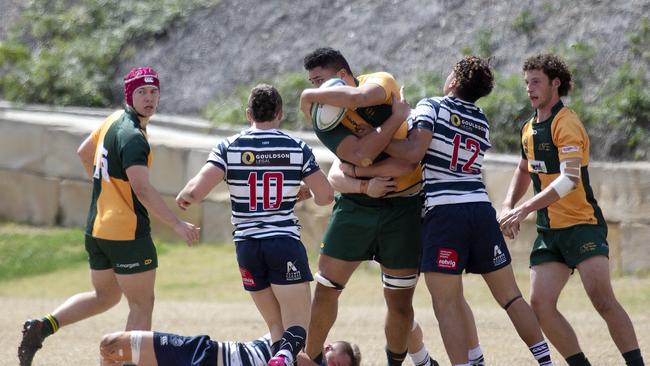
xmin=360 ymin=180 xmax=369 ymax=194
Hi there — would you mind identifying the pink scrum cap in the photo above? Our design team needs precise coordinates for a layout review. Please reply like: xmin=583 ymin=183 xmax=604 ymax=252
xmin=123 ymin=67 xmax=160 ymax=107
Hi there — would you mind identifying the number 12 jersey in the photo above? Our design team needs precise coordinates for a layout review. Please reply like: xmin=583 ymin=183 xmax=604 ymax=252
xmin=411 ymin=96 xmax=492 ymax=215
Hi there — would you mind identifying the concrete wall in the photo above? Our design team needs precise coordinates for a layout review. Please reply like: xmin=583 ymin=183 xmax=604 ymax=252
xmin=1 ymin=106 xmax=648 ymax=273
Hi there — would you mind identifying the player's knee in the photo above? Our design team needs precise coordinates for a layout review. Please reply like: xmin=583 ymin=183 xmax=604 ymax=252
xmin=590 ymin=294 xmax=617 ymax=316
xmin=126 ymin=293 xmax=155 ymax=308
xmin=381 ymin=272 xmax=418 ymax=291
xmin=100 ymin=332 xmax=129 ymax=362
xmin=315 ymin=272 xmax=345 ymax=291
xmin=96 ymin=290 xmax=121 ymax=308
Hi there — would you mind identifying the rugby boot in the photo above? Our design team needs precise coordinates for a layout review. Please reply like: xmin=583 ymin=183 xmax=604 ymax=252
xmin=268 ymin=355 xmax=290 ymax=366
xmin=18 ymin=319 xmax=45 ymax=366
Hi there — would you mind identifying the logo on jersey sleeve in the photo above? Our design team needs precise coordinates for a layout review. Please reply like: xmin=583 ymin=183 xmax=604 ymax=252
xmin=437 ymin=248 xmax=458 ymax=270
xmin=493 ymin=245 xmax=507 ymax=266
xmin=286 ymin=261 xmax=302 ymax=281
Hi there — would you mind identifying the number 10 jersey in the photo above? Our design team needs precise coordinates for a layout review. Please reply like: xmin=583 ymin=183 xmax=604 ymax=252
xmin=208 ymin=128 xmax=321 ymax=241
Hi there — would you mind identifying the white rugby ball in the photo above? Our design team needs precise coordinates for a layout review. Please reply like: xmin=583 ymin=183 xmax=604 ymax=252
xmin=311 ymin=78 xmax=347 ymax=132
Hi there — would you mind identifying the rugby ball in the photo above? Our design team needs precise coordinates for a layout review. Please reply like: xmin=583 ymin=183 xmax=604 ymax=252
xmin=311 ymin=78 xmax=347 ymax=132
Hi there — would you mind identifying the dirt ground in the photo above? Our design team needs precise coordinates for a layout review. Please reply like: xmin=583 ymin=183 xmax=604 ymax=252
xmin=2 ymin=295 xmax=649 ymax=366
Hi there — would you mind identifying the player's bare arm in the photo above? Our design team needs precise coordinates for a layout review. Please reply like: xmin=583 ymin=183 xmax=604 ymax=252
xmin=77 ymin=134 xmax=97 ymax=179
xmin=100 ymin=331 xmax=157 ymax=366
xmin=126 ymin=165 xmax=200 ymax=245
xmin=327 ymin=158 xmax=396 ymax=198
xmin=498 ymin=157 xmax=581 ymax=238
xmin=302 ymin=169 xmax=335 ymax=205
xmin=383 ymin=127 xmax=432 ymax=164
xmin=176 ymin=162 xmax=225 ymax=209
xmin=300 ymin=82 xmax=387 ymax=110
xmin=335 ymin=92 xmax=410 ymax=167
xmin=342 ymin=157 xmax=416 ymax=178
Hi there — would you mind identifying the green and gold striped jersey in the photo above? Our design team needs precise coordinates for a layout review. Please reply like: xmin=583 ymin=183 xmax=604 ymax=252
xmin=85 ymin=108 xmax=153 ymax=240
xmin=520 ymin=101 xmax=605 ymax=230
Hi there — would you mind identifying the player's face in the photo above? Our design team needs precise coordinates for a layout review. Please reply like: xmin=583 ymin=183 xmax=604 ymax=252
xmin=443 ymin=71 xmax=455 ymax=96
xmin=132 ymin=86 xmax=160 ymax=117
xmin=324 ymin=342 xmax=353 ymax=366
xmin=308 ymin=66 xmax=343 ymax=87
xmin=524 ymin=69 xmax=555 ymax=111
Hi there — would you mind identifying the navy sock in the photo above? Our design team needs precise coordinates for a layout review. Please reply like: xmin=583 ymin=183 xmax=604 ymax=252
xmin=386 ymin=347 xmax=408 ymax=366
xmin=275 ymin=326 xmax=307 ymax=362
xmin=623 ymin=349 xmax=644 ymax=366
xmin=566 ymin=352 xmax=591 ymax=366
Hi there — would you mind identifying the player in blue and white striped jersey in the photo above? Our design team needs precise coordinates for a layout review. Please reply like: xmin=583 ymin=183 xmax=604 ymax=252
xmin=176 ymin=84 xmax=334 ymax=366
xmin=98 ymin=329 xmax=360 ymax=366
xmin=356 ymin=56 xmax=554 ymax=366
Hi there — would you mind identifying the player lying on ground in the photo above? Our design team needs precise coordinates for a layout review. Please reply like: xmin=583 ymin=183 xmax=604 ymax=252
xmin=98 ymin=320 xmax=439 ymax=366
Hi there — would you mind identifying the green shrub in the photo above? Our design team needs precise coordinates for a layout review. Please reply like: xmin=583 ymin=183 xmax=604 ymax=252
xmin=512 ymin=10 xmax=536 ymax=37
xmin=202 ymin=72 xmax=311 ymax=130
xmin=0 ymin=0 xmax=219 ymax=106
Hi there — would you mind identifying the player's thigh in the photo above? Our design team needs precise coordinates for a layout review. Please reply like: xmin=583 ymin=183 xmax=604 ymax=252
xmin=115 ymin=269 xmax=156 ymax=304
xmin=321 ymin=196 xmax=379 ymax=262
xmin=90 ymin=268 xmax=122 ymax=301
xmin=250 ymin=287 xmax=283 ymax=329
xmin=317 ymin=254 xmax=361 ymax=286
xmin=271 ymin=282 xmax=311 ymax=326
xmin=562 ymin=224 xmax=609 ymax=268
xmin=576 ymin=255 xmax=617 ymax=304
xmin=530 ymin=262 xmax=571 ymax=305
xmin=481 ymin=264 xmax=522 ymax=306
xmin=376 ymin=197 xmax=422 ymax=269
xmin=424 ymin=272 xmax=464 ymax=308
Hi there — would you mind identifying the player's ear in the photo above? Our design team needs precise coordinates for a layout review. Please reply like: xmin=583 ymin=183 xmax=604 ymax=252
xmin=551 ymin=77 xmax=561 ymax=89
xmin=245 ymin=108 xmax=254 ymax=122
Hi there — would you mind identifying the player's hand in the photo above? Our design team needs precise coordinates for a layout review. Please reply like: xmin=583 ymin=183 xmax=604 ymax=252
xmin=296 ymin=182 xmax=313 ymax=202
xmin=175 ymin=192 xmax=193 ymax=211
xmin=300 ymin=90 xmax=314 ymax=124
xmin=391 ymin=86 xmax=411 ymax=121
xmin=366 ymin=177 xmax=396 ymax=198
xmin=174 ymin=220 xmax=200 ymax=246
xmin=355 ymin=123 xmax=374 ymax=137
xmin=498 ymin=207 xmax=527 ymax=239
xmin=339 ymin=161 xmax=356 ymax=177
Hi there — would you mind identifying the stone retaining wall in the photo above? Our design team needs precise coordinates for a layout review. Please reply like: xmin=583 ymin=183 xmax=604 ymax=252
xmin=1 ymin=107 xmax=648 ymax=273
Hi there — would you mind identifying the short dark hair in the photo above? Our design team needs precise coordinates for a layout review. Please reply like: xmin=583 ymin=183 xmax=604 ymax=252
xmin=247 ymin=84 xmax=282 ymax=122
xmin=523 ymin=53 xmax=573 ymax=97
xmin=303 ymin=47 xmax=353 ymax=75
xmin=333 ymin=341 xmax=361 ymax=366
xmin=452 ymin=56 xmax=494 ymax=103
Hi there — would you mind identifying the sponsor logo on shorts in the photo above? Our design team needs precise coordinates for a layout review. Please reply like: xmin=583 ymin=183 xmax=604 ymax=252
xmin=286 ymin=261 xmax=302 ymax=281
xmin=437 ymin=248 xmax=458 ymax=270
xmin=160 ymin=335 xmax=168 ymax=346
xmin=116 ymin=262 xmax=140 ymax=269
xmin=493 ymin=245 xmax=507 ymax=266
xmin=579 ymin=242 xmax=598 ymax=254
xmin=144 ymin=259 xmax=152 ymax=265
xmin=239 ymin=267 xmax=256 ymax=287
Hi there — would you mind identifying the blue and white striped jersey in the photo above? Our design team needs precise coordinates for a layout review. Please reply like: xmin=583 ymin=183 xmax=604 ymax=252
xmin=216 ymin=334 xmax=273 ymax=366
xmin=411 ymin=96 xmax=491 ymax=214
xmin=208 ymin=128 xmax=320 ymax=241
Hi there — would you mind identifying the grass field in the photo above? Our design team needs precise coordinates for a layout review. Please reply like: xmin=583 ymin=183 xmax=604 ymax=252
xmin=1 ymin=224 xmax=649 ymax=365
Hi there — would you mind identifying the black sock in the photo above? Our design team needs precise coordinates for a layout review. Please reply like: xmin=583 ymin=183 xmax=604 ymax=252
xmin=623 ymin=349 xmax=644 ymax=366
xmin=566 ymin=352 xmax=591 ymax=366
xmin=386 ymin=346 xmax=408 ymax=366
xmin=271 ymin=340 xmax=282 ymax=355
xmin=312 ymin=352 xmax=324 ymax=366
xmin=40 ymin=314 xmax=59 ymax=338
xmin=275 ymin=326 xmax=307 ymax=363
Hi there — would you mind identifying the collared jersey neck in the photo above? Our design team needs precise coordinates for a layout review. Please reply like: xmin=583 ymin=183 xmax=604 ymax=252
xmin=535 ymin=100 xmax=564 ymax=124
